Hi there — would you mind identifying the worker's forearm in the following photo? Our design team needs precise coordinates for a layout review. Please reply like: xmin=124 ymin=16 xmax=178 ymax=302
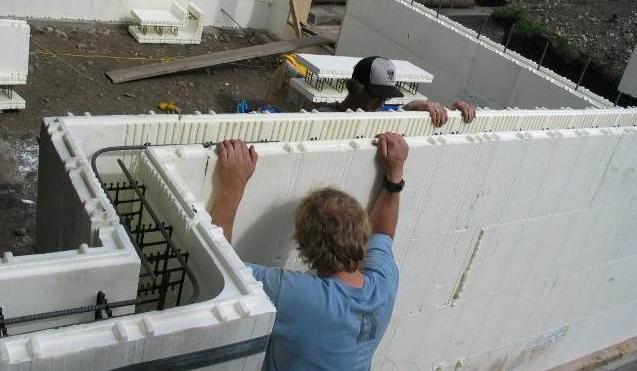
xmin=369 ymin=187 xmax=400 ymax=239
xmin=209 ymin=189 xmax=244 ymax=242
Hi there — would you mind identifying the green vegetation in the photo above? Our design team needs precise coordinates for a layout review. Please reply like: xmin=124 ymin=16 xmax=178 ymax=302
xmin=491 ymin=7 xmax=551 ymax=36
xmin=489 ymin=5 xmax=624 ymax=99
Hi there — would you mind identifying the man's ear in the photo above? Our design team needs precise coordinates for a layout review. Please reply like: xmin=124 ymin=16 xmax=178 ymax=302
xmin=346 ymin=79 xmax=366 ymax=95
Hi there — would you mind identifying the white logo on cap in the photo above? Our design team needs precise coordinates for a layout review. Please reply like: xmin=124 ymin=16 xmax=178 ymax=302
xmin=387 ymin=69 xmax=395 ymax=82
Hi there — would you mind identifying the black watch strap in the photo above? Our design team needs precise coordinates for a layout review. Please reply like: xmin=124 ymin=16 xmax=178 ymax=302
xmin=384 ymin=178 xmax=405 ymax=193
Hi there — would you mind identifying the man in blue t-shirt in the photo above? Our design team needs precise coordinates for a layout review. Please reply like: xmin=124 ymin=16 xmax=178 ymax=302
xmin=209 ymin=132 xmax=409 ymax=370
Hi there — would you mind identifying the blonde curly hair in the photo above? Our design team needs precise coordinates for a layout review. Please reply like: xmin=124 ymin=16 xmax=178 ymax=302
xmin=294 ymin=187 xmax=371 ymax=275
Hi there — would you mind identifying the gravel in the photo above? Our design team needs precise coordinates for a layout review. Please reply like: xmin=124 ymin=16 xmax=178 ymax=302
xmin=508 ymin=0 xmax=637 ymax=77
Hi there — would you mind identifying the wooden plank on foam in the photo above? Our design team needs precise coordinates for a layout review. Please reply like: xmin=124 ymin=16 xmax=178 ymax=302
xmin=106 ymin=35 xmax=330 ymax=84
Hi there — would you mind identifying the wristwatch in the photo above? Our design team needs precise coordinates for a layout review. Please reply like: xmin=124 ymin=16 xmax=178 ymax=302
xmin=384 ymin=177 xmax=405 ymax=193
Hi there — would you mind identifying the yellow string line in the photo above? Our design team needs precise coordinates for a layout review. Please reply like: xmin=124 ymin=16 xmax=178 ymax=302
xmin=31 ymin=50 xmax=180 ymax=63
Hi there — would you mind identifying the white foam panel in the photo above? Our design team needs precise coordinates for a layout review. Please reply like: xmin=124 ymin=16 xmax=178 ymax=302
xmin=147 ymin=127 xmax=637 ymax=370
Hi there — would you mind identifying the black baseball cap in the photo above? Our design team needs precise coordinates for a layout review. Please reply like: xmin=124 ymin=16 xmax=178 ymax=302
xmin=352 ymin=56 xmax=404 ymax=99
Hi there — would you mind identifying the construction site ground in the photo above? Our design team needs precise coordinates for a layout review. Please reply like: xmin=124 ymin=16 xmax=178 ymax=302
xmin=0 ymin=21 xmax=284 ymax=255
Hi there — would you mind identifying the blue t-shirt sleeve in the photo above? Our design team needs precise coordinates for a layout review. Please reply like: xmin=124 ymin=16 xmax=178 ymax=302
xmin=362 ymin=233 xmax=398 ymax=282
xmin=246 ymin=263 xmax=284 ymax=306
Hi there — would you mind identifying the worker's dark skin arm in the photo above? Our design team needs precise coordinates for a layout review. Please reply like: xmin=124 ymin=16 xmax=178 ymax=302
xmin=369 ymin=133 xmax=409 ymax=239
xmin=402 ymin=99 xmax=476 ymax=127
xmin=208 ymin=140 xmax=258 ymax=242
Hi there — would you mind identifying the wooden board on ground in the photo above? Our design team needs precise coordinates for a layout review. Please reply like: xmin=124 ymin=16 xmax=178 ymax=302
xmin=106 ymin=35 xmax=330 ymax=84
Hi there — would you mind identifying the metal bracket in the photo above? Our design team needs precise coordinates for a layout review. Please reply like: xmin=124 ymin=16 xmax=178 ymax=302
xmin=95 ymin=291 xmax=113 ymax=320
xmin=0 ymin=306 xmax=8 ymax=337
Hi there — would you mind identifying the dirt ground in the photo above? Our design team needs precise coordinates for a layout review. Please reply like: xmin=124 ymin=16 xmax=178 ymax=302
xmin=0 ymin=21 xmax=283 ymax=255
xmin=508 ymin=0 xmax=637 ymax=77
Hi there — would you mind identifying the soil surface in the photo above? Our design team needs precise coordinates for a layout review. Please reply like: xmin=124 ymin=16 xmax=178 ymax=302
xmin=0 ymin=21 xmax=281 ymax=256
xmin=508 ymin=0 xmax=637 ymax=78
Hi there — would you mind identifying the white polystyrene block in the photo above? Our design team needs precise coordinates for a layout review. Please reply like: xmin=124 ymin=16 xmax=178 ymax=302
xmin=468 ymin=288 xmax=517 ymax=356
xmin=592 ymin=129 xmax=637 ymax=206
xmin=0 ymin=225 xmax=140 ymax=335
xmin=412 ymin=305 xmax=464 ymax=369
xmin=410 ymin=137 xmax=478 ymax=237
xmin=420 ymin=229 xmax=478 ymax=310
xmin=605 ymin=201 xmax=637 ymax=261
xmin=41 ymin=110 xmax=637 ymax=154
xmin=498 ymin=135 xmax=556 ymax=222
xmin=6 ymin=117 xmax=277 ymax=371
xmin=0 ymin=89 xmax=26 ymax=111
xmin=619 ymin=47 xmax=637 ymax=98
xmin=296 ymin=54 xmax=434 ymax=82
xmin=0 ymin=1 xmax=270 ymax=30
xmin=131 ymin=6 xmax=185 ymax=27
xmin=0 ymin=20 xmax=30 ymax=85
xmin=444 ymin=294 xmax=494 ymax=360
xmin=337 ymin=0 xmax=613 ymax=109
xmin=381 ymin=312 xmax=432 ymax=369
xmin=528 ymin=133 xmax=584 ymax=217
xmin=463 ymin=135 xmax=526 ymax=227
xmin=21 ymin=112 xmax=637 ymax=371
xmin=128 ymin=3 xmax=204 ymax=45
xmin=289 ymin=78 xmax=428 ymax=105
xmin=449 ymin=137 xmax=496 ymax=231
xmin=497 ymin=279 xmax=551 ymax=348
xmin=393 ymin=235 xmax=445 ymax=316
xmin=461 ymin=222 xmax=524 ymax=298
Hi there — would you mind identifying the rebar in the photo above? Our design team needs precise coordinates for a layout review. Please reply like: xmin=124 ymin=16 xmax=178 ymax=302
xmin=117 ymin=159 xmax=200 ymax=305
xmin=537 ymin=39 xmax=550 ymax=70
xmin=477 ymin=17 xmax=488 ymax=39
xmin=504 ymin=23 xmax=515 ymax=52
xmin=575 ymin=57 xmax=592 ymax=90
xmin=91 ymin=145 xmax=200 ymax=305
xmin=2 ymin=299 xmax=138 ymax=325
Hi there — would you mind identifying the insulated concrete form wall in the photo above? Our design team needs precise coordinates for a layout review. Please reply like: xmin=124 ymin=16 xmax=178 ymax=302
xmin=1 ymin=0 xmax=296 ymax=37
xmin=33 ymin=109 xmax=637 ymax=168
xmin=0 ymin=19 xmax=29 ymax=85
xmin=2 ymin=117 xmax=276 ymax=371
xmin=152 ymin=127 xmax=637 ymax=370
xmin=337 ymin=0 xmax=613 ymax=110
xmin=17 ymin=109 xmax=637 ymax=370
xmin=619 ymin=47 xmax=637 ymax=99
xmin=0 ymin=226 xmax=140 ymax=335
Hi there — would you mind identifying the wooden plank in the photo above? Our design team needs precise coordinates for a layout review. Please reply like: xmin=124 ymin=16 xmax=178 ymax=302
xmin=549 ymin=335 xmax=637 ymax=371
xmin=289 ymin=0 xmax=303 ymax=37
xmin=106 ymin=36 xmax=330 ymax=84
xmin=288 ymin=0 xmax=312 ymax=36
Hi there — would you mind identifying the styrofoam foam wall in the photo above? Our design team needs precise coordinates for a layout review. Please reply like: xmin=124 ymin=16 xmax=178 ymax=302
xmin=619 ymin=47 xmax=637 ymax=98
xmin=336 ymin=0 xmax=614 ymax=110
xmin=0 ymin=0 xmax=271 ymax=30
xmin=128 ymin=3 xmax=204 ymax=44
xmin=152 ymin=127 xmax=637 ymax=370
xmin=12 ymin=110 xmax=637 ymax=369
xmin=296 ymin=54 xmax=435 ymax=82
xmin=0 ymin=90 xmax=26 ymax=110
xmin=46 ymin=109 xmax=637 ymax=157
xmin=2 ymin=117 xmax=276 ymax=371
xmin=290 ymin=77 xmax=428 ymax=105
xmin=0 ymin=19 xmax=29 ymax=85
xmin=0 ymin=225 xmax=140 ymax=336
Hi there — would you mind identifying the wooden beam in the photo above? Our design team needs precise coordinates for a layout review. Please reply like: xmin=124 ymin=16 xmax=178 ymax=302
xmin=289 ymin=0 xmax=302 ymax=37
xmin=106 ymin=36 xmax=330 ymax=84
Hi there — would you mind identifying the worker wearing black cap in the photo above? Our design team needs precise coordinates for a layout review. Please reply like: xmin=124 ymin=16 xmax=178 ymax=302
xmin=318 ymin=56 xmax=476 ymax=127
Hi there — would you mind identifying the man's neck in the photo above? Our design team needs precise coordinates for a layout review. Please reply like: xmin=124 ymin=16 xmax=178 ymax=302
xmin=332 ymin=270 xmax=365 ymax=288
